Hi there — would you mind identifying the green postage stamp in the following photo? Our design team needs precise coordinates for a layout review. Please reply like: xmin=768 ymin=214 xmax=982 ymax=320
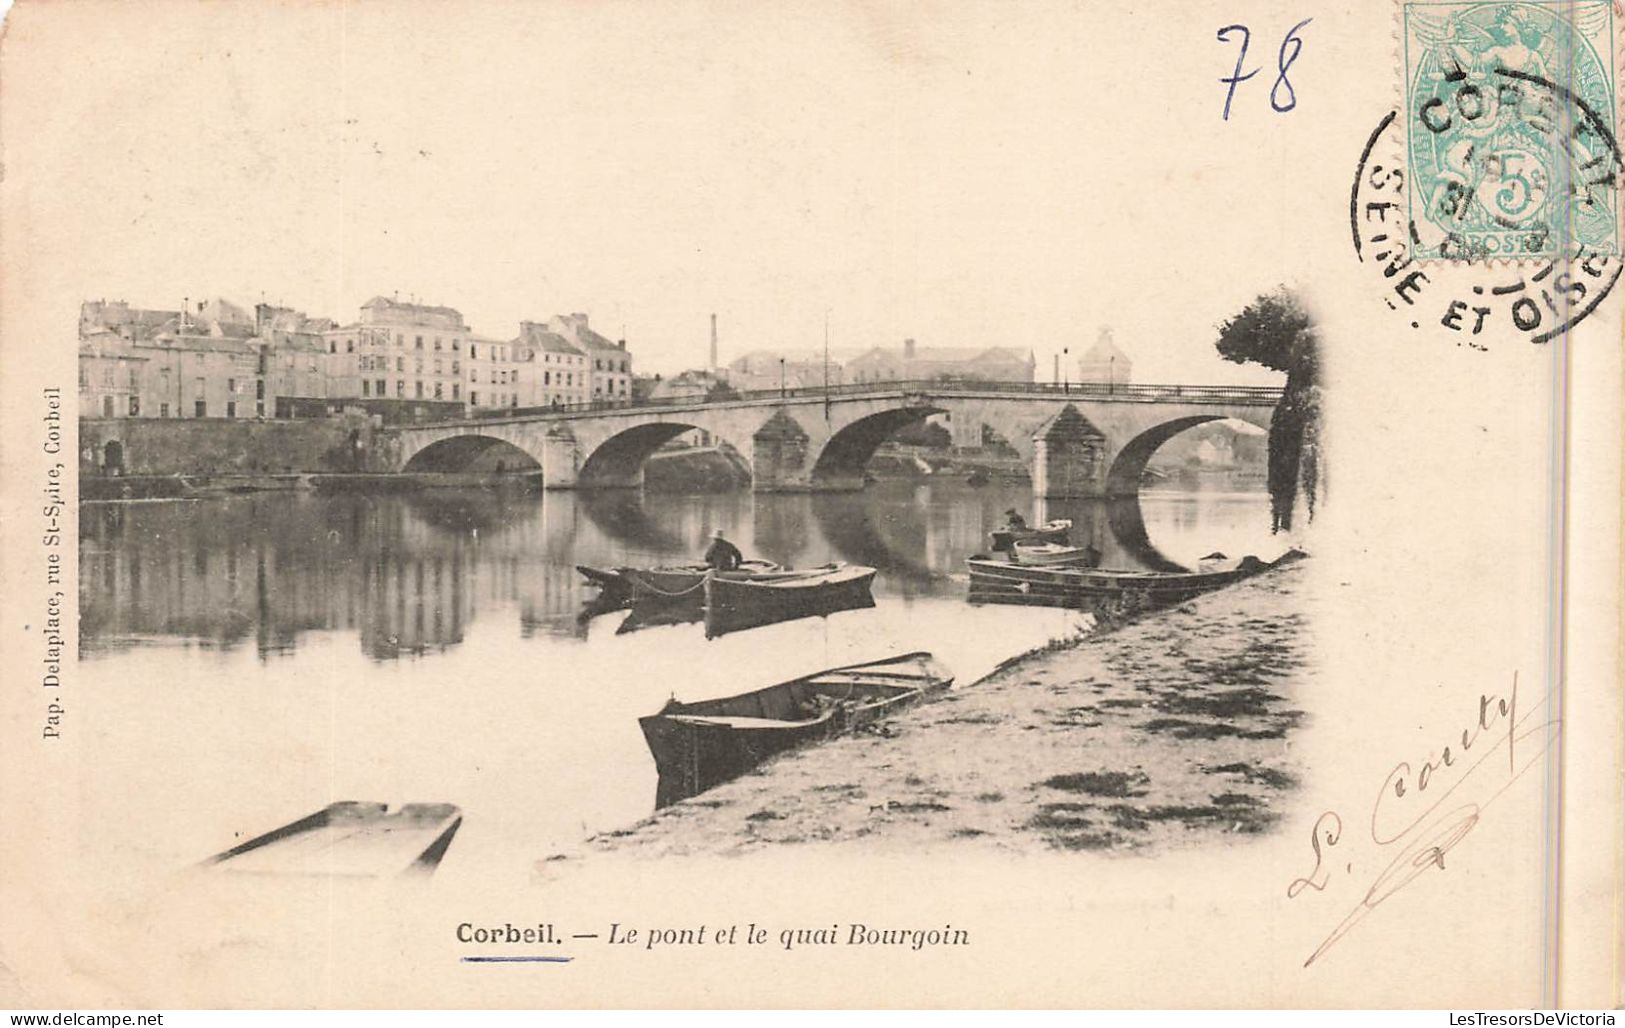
xmin=1402 ymin=0 xmax=1620 ymax=261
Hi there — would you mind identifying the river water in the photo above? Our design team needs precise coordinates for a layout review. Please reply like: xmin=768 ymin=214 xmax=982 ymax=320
xmin=77 ymin=478 xmax=1282 ymax=884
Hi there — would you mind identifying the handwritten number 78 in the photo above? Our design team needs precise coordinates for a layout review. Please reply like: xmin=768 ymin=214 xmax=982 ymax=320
xmin=1218 ymin=18 xmax=1312 ymax=121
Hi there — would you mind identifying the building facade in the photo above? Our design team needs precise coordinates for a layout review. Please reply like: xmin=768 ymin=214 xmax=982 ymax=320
xmin=1077 ymin=327 xmax=1132 ymax=386
xmin=81 ymin=294 xmax=637 ymax=421
xmin=844 ymin=338 xmax=1035 ymax=385
xmin=547 ymin=313 xmax=632 ymax=403
xmin=726 ymin=350 xmax=846 ymax=393
xmin=514 ymin=321 xmax=589 ymax=407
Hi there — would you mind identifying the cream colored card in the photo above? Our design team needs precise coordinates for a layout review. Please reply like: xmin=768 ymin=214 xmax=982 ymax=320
xmin=1 ymin=0 xmax=1621 ymax=1009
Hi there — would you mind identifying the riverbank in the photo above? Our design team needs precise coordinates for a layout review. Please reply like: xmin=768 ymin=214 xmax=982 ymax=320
xmin=560 ymin=559 xmax=1310 ymax=862
xmin=80 ymin=470 xmax=542 ymax=501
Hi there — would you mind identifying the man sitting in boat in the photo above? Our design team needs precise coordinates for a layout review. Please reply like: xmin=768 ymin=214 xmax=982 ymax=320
xmin=703 ymin=529 xmax=744 ymax=571
xmin=1004 ymin=508 xmax=1028 ymax=530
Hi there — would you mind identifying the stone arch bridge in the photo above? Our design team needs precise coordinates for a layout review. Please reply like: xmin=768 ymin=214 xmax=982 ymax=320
xmin=384 ymin=381 xmax=1281 ymax=499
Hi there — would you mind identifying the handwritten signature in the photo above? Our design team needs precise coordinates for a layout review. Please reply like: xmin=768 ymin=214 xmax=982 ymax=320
xmin=1289 ymin=671 xmax=1558 ymax=967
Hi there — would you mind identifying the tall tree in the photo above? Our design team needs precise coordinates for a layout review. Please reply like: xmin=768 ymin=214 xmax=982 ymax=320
xmin=1215 ymin=287 xmax=1322 ymax=532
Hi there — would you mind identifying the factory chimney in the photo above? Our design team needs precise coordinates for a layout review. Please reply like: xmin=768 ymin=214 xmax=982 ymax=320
xmin=709 ymin=313 xmax=718 ymax=370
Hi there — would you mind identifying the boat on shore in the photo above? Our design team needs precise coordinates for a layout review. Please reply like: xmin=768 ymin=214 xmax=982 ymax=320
xmin=639 ymin=652 xmax=953 ymax=806
xmin=576 ymin=559 xmax=779 ymax=608
xmin=966 ymin=550 xmax=1302 ymax=610
xmin=989 ymin=518 xmax=1072 ymax=552
xmin=703 ymin=563 xmax=877 ymax=638
xmin=202 ymin=801 xmax=463 ymax=877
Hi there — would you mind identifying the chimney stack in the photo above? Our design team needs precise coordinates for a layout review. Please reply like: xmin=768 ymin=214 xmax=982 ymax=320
xmin=904 ymin=337 xmax=916 ymax=360
xmin=709 ymin=313 xmax=718 ymax=370
xmin=1053 ymin=353 xmax=1060 ymax=384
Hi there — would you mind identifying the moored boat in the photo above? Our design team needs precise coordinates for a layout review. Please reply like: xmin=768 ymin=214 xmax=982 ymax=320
xmin=202 ymin=801 xmax=463 ymax=878
xmin=989 ymin=518 xmax=1072 ymax=552
xmin=967 ymin=550 xmax=1301 ymax=610
xmin=577 ymin=559 xmax=779 ymax=609
xmin=639 ymin=652 xmax=953 ymax=806
xmin=703 ymin=563 xmax=877 ymax=638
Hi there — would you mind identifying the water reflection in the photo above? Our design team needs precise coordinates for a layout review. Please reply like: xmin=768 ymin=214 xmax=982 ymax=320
xmin=80 ymin=481 xmax=1275 ymax=661
xmin=75 ymin=479 xmax=1280 ymax=876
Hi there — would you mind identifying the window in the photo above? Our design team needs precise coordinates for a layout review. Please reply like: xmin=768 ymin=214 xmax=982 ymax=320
xmin=415 ymin=336 xmax=423 ymax=349
xmin=103 ymin=366 xmax=114 ymax=386
xmin=347 ymin=339 xmax=355 ymax=353
xmin=102 ymin=395 xmax=115 ymax=417
xmin=195 ymin=376 xmax=206 ymax=396
xmin=79 ymin=366 xmax=89 ymax=388
xmin=415 ymin=358 xmax=424 ymax=373
xmin=256 ymin=380 xmax=266 ymax=399
xmin=434 ymin=338 xmax=442 ymax=350
xmin=227 ymin=378 xmax=236 ymax=393
xmin=128 ymin=368 xmax=139 ymax=389
xmin=396 ymin=380 xmax=405 ymax=397
xmin=415 ymin=381 xmax=423 ymax=398
xmin=227 ymin=401 xmax=237 ymax=418
xmin=160 ymin=402 xmax=170 ymax=418
xmin=452 ymin=340 xmax=460 ymax=352
xmin=434 ymin=360 xmax=442 ymax=374
xmin=472 ymin=369 xmax=480 ymax=383
xmin=470 ymin=391 xmax=478 ymax=406
xmin=255 ymin=401 xmax=264 ymax=417
xmin=544 ymin=371 xmax=550 ymax=385
xmin=470 ymin=344 xmax=478 ymax=358
xmin=451 ymin=360 xmax=460 ymax=374
xmin=396 ymin=333 xmax=404 ymax=345
xmin=397 ymin=356 xmax=405 ymax=372
xmin=329 ymin=341 xmax=337 ymax=354
xmin=194 ymin=399 xmax=207 ymax=417
xmin=434 ymin=382 xmax=444 ymax=399
xmin=376 ymin=379 xmax=385 ymax=395
xmin=452 ymin=383 xmax=460 ymax=400
xmin=362 ymin=381 xmax=370 ymax=397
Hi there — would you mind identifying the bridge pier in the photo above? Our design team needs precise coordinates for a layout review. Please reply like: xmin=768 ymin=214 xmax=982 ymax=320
xmin=750 ymin=410 xmax=818 ymax=492
xmin=539 ymin=424 xmax=582 ymax=490
xmin=1030 ymin=404 xmax=1108 ymax=499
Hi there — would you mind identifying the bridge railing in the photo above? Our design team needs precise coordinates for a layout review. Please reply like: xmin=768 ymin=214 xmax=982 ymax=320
xmin=445 ymin=379 xmax=1283 ymax=426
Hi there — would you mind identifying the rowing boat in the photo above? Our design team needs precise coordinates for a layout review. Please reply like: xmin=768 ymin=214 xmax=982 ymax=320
xmin=202 ymin=801 xmax=463 ymax=878
xmin=639 ymin=652 xmax=953 ymax=806
xmin=703 ymin=563 xmax=877 ymax=638
xmin=576 ymin=559 xmax=779 ymax=608
xmin=967 ymin=550 xmax=1302 ymax=610
xmin=989 ymin=518 xmax=1072 ymax=552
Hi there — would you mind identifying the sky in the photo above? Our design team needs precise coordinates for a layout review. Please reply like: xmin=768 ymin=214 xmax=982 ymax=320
xmin=6 ymin=1 xmax=1371 ymax=383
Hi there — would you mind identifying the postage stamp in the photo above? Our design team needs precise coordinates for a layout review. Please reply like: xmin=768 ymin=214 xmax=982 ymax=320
xmin=1402 ymin=0 xmax=1620 ymax=262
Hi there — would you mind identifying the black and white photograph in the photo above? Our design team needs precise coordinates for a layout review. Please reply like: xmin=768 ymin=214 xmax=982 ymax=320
xmin=1 ymin=0 xmax=1621 ymax=1012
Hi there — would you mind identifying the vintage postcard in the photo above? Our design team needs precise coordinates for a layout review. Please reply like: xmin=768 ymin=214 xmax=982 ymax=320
xmin=1 ymin=0 xmax=1620 ymax=1010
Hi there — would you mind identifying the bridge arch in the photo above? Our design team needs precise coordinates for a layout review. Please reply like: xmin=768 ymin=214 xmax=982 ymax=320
xmin=402 ymin=434 xmax=543 ymax=474
xmin=578 ymin=422 xmax=750 ymax=488
xmin=1104 ymin=413 xmax=1270 ymax=496
xmin=809 ymin=405 xmax=947 ymax=488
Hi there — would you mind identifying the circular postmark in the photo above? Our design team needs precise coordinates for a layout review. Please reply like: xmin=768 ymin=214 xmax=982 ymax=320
xmin=1352 ymin=108 xmax=1623 ymax=346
